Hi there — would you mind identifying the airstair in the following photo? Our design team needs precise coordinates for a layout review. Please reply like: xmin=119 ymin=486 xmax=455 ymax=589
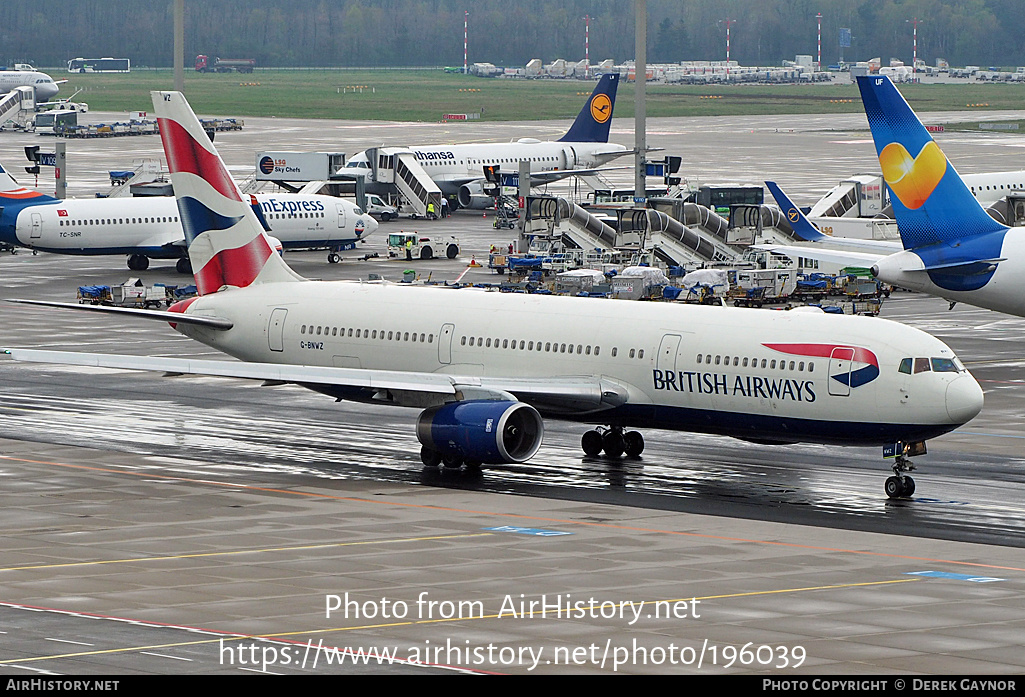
xmin=0 ymin=87 xmax=35 ymax=130
xmin=364 ymin=147 xmax=441 ymax=218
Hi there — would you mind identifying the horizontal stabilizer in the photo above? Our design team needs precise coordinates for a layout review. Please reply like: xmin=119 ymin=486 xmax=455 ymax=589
xmin=6 ymin=299 xmax=234 ymax=330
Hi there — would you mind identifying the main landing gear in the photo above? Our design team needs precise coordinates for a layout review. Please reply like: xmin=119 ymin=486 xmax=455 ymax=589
xmin=419 ymin=446 xmax=481 ymax=472
xmin=581 ymin=426 xmax=644 ymax=458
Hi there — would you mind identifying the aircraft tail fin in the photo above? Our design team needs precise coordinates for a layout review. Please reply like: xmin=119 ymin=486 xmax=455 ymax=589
xmin=151 ymin=91 xmax=302 ymax=295
xmin=764 ymin=181 xmax=828 ymax=242
xmin=856 ymin=75 xmax=1007 ymax=250
xmin=0 ymin=158 xmax=59 ymax=204
xmin=558 ymin=73 xmax=618 ymax=143
xmin=0 ymin=160 xmax=20 ymax=191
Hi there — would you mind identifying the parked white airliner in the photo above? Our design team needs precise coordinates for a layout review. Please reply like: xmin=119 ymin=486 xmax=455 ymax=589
xmin=343 ymin=74 xmax=630 ymax=209
xmin=4 ymin=90 xmax=986 ymax=500
xmin=0 ymin=67 xmax=61 ymax=101
xmin=0 ymin=161 xmax=376 ymax=272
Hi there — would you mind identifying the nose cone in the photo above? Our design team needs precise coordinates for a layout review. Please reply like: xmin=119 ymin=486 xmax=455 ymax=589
xmin=946 ymin=374 xmax=984 ymax=424
xmin=38 ymin=84 xmax=59 ymax=101
xmin=359 ymin=215 xmax=379 ymax=238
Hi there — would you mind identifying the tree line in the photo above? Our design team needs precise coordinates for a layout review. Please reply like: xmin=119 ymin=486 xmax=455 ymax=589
xmin=2 ymin=0 xmax=1023 ymax=71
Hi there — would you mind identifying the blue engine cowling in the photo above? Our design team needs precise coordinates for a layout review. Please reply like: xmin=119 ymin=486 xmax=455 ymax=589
xmin=416 ymin=400 xmax=544 ymax=464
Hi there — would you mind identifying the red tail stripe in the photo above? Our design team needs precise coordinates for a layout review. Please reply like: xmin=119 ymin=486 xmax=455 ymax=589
xmin=194 ymin=236 xmax=274 ymax=295
xmin=157 ymin=118 xmax=241 ymax=203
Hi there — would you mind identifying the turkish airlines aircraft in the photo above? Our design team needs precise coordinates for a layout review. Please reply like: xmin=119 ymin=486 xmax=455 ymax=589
xmin=5 ymin=91 xmax=986 ymax=500
xmin=343 ymin=74 xmax=630 ymax=209
xmin=0 ymin=161 xmax=376 ymax=271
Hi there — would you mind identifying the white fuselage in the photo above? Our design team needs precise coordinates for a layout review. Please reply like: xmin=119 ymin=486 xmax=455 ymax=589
xmin=346 ymin=139 xmax=628 ymax=196
xmin=872 ymin=229 xmax=1025 ymax=317
xmin=10 ymin=193 xmax=376 ymax=257
xmin=174 ymin=281 xmax=981 ymax=446
xmin=0 ymin=70 xmax=60 ymax=101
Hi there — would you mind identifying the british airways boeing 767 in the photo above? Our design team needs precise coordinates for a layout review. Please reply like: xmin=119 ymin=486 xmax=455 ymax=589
xmin=3 ymin=90 xmax=985 ymax=500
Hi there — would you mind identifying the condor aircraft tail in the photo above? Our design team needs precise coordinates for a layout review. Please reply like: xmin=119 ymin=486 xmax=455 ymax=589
xmin=557 ymin=73 xmax=619 ymax=143
xmin=152 ymin=90 xmax=302 ymax=295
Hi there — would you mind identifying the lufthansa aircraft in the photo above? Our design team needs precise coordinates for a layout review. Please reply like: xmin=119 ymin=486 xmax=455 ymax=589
xmin=0 ymin=161 xmax=377 ymax=271
xmin=343 ymin=74 xmax=630 ymax=209
xmin=762 ymin=75 xmax=1025 ymax=318
xmin=4 ymin=91 xmax=986 ymax=500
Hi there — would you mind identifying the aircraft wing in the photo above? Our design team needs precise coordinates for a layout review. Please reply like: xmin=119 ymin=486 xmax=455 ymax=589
xmin=752 ymin=244 xmax=886 ymax=268
xmin=528 ymin=165 xmax=631 ymax=185
xmin=1 ymin=349 xmax=629 ymax=416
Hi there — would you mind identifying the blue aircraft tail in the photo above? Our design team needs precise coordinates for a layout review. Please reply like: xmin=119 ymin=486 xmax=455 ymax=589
xmin=764 ymin=181 xmax=827 ymax=242
xmin=558 ymin=73 xmax=619 ymax=143
xmin=856 ymin=75 xmax=1006 ymax=249
xmin=857 ymin=75 xmax=1008 ymax=291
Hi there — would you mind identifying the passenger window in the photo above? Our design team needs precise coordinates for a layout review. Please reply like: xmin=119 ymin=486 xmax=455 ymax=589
xmin=914 ymin=357 xmax=931 ymax=373
xmin=898 ymin=358 xmax=912 ymax=374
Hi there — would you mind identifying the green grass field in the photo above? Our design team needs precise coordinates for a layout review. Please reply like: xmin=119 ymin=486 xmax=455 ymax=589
xmin=54 ymin=68 xmax=1025 ymax=122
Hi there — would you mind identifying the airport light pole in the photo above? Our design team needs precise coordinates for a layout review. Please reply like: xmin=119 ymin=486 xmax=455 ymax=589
xmin=174 ymin=0 xmax=184 ymax=92
xmin=584 ymin=14 xmax=590 ymax=78
xmin=634 ymin=0 xmax=646 ymax=201
xmin=463 ymin=11 xmax=469 ymax=74
xmin=816 ymin=13 xmax=822 ymax=70
xmin=907 ymin=18 xmax=921 ymax=73
xmin=723 ymin=18 xmax=736 ymax=77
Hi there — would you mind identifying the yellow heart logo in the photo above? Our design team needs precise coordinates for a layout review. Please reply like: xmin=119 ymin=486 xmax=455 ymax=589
xmin=878 ymin=141 xmax=947 ymax=210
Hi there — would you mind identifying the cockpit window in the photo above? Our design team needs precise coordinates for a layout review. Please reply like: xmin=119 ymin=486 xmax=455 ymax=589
xmin=913 ymin=358 xmax=931 ymax=374
xmin=931 ymin=357 xmax=960 ymax=373
xmin=898 ymin=358 xmax=912 ymax=375
xmin=354 ymin=208 xmax=365 ymax=215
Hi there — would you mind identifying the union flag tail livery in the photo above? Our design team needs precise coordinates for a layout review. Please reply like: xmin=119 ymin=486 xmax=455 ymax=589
xmin=152 ymin=91 xmax=301 ymax=295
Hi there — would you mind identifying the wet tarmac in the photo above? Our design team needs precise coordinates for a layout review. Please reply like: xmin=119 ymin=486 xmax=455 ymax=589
xmin=1 ymin=109 xmax=1025 ymax=675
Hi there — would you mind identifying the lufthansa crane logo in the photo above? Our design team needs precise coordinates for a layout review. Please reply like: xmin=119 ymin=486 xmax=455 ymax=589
xmin=590 ymin=94 xmax=612 ymax=123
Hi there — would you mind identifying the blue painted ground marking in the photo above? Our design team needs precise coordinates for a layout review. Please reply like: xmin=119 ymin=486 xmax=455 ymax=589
xmin=485 ymin=526 xmax=572 ymax=537
xmin=906 ymin=570 xmax=1005 ymax=583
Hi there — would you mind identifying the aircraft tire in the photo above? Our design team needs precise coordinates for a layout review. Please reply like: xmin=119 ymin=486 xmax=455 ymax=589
xmin=176 ymin=258 xmax=193 ymax=275
xmin=446 ymin=244 xmax=459 ymax=259
xmin=421 ymin=247 xmax=434 ymax=261
xmin=441 ymin=452 xmax=463 ymax=469
xmin=128 ymin=254 xmax=149 ymax=271
xmin=902 ymin=476 xmax=916 ymax=497
xmin=602 ymin=430 xmax=625 ymax=458
xmin=420 ymin=446 xmax=442 ymax=468
xmin=884 ymin=476 xmax=905 ymax=499
xmin=624 ymin=431 xmax=644 ymax=457
xmin=328 ymin=253 xmax=341 ymax=264
xmin=581 ymin=430 xmax=603 ymax=457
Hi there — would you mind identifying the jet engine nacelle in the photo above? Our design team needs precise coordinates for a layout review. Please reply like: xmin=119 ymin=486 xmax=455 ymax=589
xmin=416 ymin=400 xmax=544 ymax=464
xmin=457 ymin=180 xmax=496 ymax=210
